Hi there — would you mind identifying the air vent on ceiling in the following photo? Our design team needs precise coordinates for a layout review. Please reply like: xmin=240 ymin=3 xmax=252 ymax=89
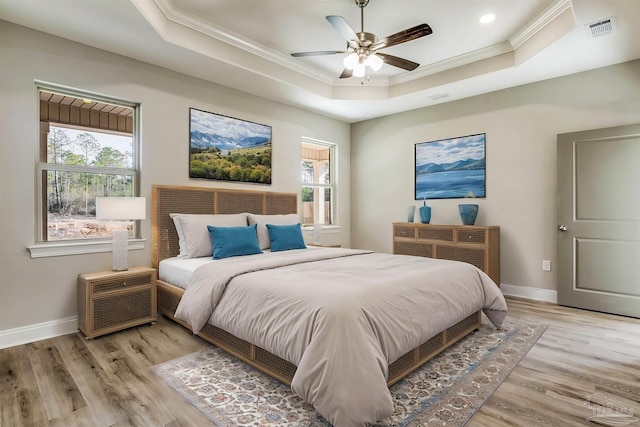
xmin=428 ymin=93 xmax=450 ymax=101
xmin=585 ymin=17 xmax=614 ymax=38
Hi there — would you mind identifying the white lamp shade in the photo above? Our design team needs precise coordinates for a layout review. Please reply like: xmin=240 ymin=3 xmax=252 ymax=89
xmin=366 ymin=54 xmax=383 ymax=71
xmin=343 ymin=52 xmax=359 ymax=70
xmin=96 ymin=197 xmax=146 ymax=220
xmin=353 ymin=62 xmax=366 ymax=77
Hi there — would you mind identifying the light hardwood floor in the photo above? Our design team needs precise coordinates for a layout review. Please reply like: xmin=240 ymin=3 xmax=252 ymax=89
xmin=471 ymin=298 xmax=640 ymax=427
xmin=1 ymin=298 xmax=639 ymax=426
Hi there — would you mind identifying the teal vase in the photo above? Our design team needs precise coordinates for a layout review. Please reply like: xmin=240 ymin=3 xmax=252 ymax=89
xmin=458 ymin=204 xmax=479 ymax=225
xmin=419 ymin=200 xmax=431 ymax=224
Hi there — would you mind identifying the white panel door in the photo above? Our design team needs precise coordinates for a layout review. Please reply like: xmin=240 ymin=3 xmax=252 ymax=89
xmin=557 ymin=124 xmax=640 ymax=318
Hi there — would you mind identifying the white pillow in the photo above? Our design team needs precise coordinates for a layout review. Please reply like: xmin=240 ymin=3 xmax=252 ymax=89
xmin=247 ymin=213 xmax=301 ymax=249
xmin=170 ymin=213 xmax=248 ymax=258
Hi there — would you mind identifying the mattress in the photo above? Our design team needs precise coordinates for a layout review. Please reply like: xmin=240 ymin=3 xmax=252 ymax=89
xmin=158 ymin=256 xmax=213 ymax=289
xmin=158 ymin=247 xmax=321 ymax=289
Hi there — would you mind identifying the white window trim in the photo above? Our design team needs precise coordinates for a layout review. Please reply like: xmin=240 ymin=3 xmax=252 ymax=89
xmin=34 ymin=82 xmax=141 ymax=257
xmin=301 ymin=136 xmax=337 ymax=226
xmin=37 ymin=163 xmax=136 ymax=176
xmin=301 ymin=224 xmax=340 ymax=231
xmin=28 ymin=239 xmax=146 ymax=258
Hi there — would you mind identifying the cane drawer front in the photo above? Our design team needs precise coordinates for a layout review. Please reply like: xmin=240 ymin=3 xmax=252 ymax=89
xmin=393 ymin=224 xmax=417 ymax=239
xmin=435 ymin=245 xmax=486 ymax=272
xmin=393 ymin=241 xmax=434 ymax=258
xmin=455 ymin=229 xmax=486 ymax=245
xmin=91 ymin=274 xmax=151 ymax=295
xmin=418 ymin=227 xmax=454 ymax=242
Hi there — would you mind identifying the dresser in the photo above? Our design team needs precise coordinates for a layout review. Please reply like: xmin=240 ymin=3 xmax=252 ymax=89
xmin=393 ymin=223 xmax=500 ymax=286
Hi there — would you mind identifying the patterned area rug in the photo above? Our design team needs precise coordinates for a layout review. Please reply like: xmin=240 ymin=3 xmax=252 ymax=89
xmin=153 ymin=317 xmax=545 ymax=426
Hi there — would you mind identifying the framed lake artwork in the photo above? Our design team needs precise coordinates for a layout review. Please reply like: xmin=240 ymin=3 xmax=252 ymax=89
xmin=189 ymin=108 xmax=272 ymax=184
xmin=415 ymin=133 xmax=486 ymax=199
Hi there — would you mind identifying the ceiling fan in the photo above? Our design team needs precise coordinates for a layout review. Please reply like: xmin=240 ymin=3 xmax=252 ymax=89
xmin=291 ymin=0 xmax=433 ymax=79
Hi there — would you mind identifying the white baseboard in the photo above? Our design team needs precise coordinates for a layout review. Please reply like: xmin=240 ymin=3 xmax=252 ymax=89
xmin=0 ymin=316 xmax=78 ymax=349
xmin=501 ymin=283 xmax=558 ymax=304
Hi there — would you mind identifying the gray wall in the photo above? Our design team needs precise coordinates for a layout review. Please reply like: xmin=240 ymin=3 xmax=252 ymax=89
xmin=0 ymin=21 xmax=351 ymax=340
xmin=350 ymin=60 xmax=640 ymax=294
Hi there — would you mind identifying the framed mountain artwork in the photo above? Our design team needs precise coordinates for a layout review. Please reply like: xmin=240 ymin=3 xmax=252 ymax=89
xmin=189 ymin=108 xmax=272 ymax=184
xmin=415 ymin=133 xmax=486 ymax=199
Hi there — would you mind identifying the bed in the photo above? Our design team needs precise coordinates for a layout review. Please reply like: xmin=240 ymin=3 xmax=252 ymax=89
xmin=151 ymin=184 xmax=507 ymax=427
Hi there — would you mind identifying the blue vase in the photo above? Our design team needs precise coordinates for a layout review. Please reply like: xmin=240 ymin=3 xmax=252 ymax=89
xmin=407 ymin=205 xmax=416 ymax=222
xmin=419 ymin=201 xmax=431 ymax=224
xmin=458 ymin=204 xmax=479 ymax=225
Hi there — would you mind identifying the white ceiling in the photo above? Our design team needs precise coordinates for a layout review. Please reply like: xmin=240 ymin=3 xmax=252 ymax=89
xmin=1 ymin=0 xmax=638 ymax=123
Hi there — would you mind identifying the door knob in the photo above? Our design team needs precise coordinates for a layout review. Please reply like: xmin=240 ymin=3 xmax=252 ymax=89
xmin=558 ymin=225 xmax=568 ymax=232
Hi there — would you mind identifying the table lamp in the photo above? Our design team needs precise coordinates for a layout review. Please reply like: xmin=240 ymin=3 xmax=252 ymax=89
xmin=96 ymin=197 xmax=146 ymax=271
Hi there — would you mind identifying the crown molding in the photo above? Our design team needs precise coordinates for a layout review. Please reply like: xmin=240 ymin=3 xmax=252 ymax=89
xmin=510 ymin=0 xmax=574 ymax=49
xmin=391 ymin=41 xmax=514 ymax=85
xmin=154 ymin=0 xmax=333 ymax=84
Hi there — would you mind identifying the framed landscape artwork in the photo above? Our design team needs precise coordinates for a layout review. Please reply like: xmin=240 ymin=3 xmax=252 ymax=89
xmin=415 ymin=133 xmax=486 ymax=199
xmin=189 ymin=108 xmax=272 ymax=184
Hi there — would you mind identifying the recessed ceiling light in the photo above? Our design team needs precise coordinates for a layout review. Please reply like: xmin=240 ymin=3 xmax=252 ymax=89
xmin=479 ymin=14 xmax=495 ymax=24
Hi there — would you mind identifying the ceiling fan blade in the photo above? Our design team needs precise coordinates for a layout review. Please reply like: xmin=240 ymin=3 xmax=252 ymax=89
xmin=291 ymin=50 xmax=346 ymax=57
xmin=377 ymin=53 xmax=420 ymax=71
xmin=326 ymin=15 xmax=359 ymax=48
xmin=371 ymin=23 xmax=433 ymax=51
xmin=339 ymin=68 xmax=353 ymax=79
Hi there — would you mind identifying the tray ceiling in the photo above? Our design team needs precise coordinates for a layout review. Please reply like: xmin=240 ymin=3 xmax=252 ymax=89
xmin=1 ymin=0 xmax=638 ymax=122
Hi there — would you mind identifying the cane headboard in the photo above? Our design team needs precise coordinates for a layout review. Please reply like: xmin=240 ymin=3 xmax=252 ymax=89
xmin=151 ymin=185 xmax=298 ymax=269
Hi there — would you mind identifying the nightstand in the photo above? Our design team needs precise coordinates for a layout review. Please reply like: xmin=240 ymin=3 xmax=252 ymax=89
xmin=77 ymin=266 xmax=157 ymax=338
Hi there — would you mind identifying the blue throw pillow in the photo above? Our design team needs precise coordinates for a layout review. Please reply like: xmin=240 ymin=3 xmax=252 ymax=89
xmin=208 ymin=224 xmax=262 ymax=260
xmin=266 ymin=223 xmax=307 ymax=252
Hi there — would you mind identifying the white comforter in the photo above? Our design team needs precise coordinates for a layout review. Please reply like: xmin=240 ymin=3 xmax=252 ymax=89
xmin=175 ymin=248 xmax=507 ymax=427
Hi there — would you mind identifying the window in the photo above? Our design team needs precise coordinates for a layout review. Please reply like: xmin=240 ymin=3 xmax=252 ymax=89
xmin=36 ymin=86 xmax=140 ymax=245
xmin=301 ymin=138 xmax=335 ymax=226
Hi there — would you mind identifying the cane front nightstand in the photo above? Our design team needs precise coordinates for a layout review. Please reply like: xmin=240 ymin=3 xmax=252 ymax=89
xmin=77 ymin=266 xmax=157 ymax=338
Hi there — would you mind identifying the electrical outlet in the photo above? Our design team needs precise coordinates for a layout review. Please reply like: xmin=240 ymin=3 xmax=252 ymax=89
xmin=542 ymin=260 xmax=551 ymax=271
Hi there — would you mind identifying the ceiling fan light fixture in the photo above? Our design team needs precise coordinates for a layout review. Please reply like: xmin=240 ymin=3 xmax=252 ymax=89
xmin=365 ymin=53 xmax=383 ymax=71
xmin=343 ymin=52 xmax=359 ymax=70
xmin=292 ymin=0 xmax=433 ymax=79
xmin=479 ymin=13 xmax=495 ymax=24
